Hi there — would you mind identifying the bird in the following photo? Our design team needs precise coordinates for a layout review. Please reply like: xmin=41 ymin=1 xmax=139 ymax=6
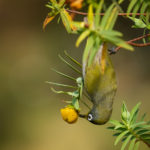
xmin=82 ymin=42 xmax=117 ymax=125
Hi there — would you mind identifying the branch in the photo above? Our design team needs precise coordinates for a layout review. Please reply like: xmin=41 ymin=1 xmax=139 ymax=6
xmin=108 ymin=102 xmax=150 ymax=150
xmin=66 ymin=9 xmax=147 ymax=16
xmin=127 ymin=34 xmax=150 ymax=43
xmin=141 ymin=139 xmax=150 ymax=148
xmin=128 ymin=42 xmax=150 ymax=47
xmin=113 ymin=34 xmax=150 ymax=53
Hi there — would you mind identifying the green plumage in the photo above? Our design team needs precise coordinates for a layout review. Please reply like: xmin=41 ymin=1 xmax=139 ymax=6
xmin=83 ymin=43 xmax=117 ymax=125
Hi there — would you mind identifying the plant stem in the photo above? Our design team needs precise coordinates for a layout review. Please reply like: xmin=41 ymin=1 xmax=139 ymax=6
xmin=113 ymin=33 xmax=150 ymax=52
xmin=128 ymin=127 xmax=150 ymax=148
xmin=128 ymin=42 xmax=150 ymax=47
xmin=66 ymin=9 xmax=147 ymax=16
xmin=140 ymin=139 xmax=150 ymax=148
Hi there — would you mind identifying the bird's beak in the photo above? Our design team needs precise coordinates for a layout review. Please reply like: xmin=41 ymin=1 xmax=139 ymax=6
xmin=79 ymin=113 xmax=88 ymax=119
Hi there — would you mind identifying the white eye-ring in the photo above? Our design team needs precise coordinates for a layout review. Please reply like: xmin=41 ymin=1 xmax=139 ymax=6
xmin=88 ymin=114 xmax=93 ymax=121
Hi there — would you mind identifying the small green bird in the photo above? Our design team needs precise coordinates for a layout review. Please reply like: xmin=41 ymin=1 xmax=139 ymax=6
xmin=82 ymin=43 xmax=117 ymax=125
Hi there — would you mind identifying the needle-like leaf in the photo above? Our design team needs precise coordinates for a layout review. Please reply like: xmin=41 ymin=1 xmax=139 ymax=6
xmin=115 ymin=130 xmax=129 ymax=145
xmin=95 ymin=0 xmax=104 ymax=28
xmin=64 ymin=51 xmax=82 ymax=68
xmin=88 ymin=4 xmax=94 ymax=29
xmin=129 ymin=138 xmax=136 ymax=150
xmin=46 ymin=81 xmax=77 ymax=89
xmin=51 ymin=87 xmax=76 ymax=96
xmin=134 ymin=141 xmax=140 ymax=150
xmin=127 ymin=0 xmax=138 ymax=15
xmin=58 ymin=54 xmax=82 ymax=75
xmin=76 ymin=29 xmax=91 ymax=47
xmin=121 ymin=135 xmax=132 ymax=150
xmin=51 ymin=68 xmax=76 ymax=81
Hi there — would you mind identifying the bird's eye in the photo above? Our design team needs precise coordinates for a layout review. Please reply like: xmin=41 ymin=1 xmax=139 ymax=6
xmin=88 ymin=114 xmax=93 ymax=121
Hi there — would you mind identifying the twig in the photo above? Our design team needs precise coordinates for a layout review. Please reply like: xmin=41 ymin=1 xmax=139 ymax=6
xmin=128 ymin=42 xmax=150 ymax=47
xmin=66 ymin=9 xmax=147 ymax=16
xmin=113 ymin=33 xmax=150 ymax=52
xmin=141 ymin=139 xmax=150 ymax=148
xmin=130 ymin=127 xmax=150 ymax=148
xmin=127 ymin=33 xmax=150 ymax=43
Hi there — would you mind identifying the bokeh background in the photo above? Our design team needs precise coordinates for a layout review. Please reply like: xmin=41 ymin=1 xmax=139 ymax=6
xmin=0 ymin=0 xmax=150 ymax=150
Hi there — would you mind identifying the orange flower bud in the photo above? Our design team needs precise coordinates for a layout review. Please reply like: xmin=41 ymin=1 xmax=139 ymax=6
xmin=70 ymin=0 xmax=83 ymax=10
xmin=60 ymin=107 xmax=78 ymax=124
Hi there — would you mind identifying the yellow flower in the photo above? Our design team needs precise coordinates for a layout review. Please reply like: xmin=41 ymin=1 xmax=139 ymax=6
xmin=60 ymin=107 xmax=78 ymax=124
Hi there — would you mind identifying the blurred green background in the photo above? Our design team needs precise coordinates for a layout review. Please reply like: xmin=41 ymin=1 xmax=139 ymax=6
xmin=0 ymin=0 xmax=150 ymax=150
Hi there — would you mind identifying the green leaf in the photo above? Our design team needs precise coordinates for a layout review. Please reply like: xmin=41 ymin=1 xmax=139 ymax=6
xmin=140 ymin=113 xmax=146 ymax=121
xmin=118 ymin=0 xmax=124 ymax=4
xmin=146 ymin=13 xmax=150 ymax=25
xmin=58 ymin=0 xmax=65 ymax=7
xmin=134 ymin=141 xmax=140 ymax=150
xmin=122 ymin=102 xmax=128 ymax=113
xmin=76 ymin=77 xmax=83 ymax=99
xmin=72 ymin=97 xmax=79 ymax=110
xmin=95 ymin=0 xmax=104 ymax=28
xmin=63 ymin=100 xmax=72 ymax=104
xmin=50 ymin=0 xmax=57 ymax=4
xmin=51 ymin=68 xmax=76 ymax=81
xmin=130 ymin=121 xmax=146 ymax=129
xmin=134 ymin=124 xmax=150 ymax=131
xmin=129 ymin=138 xmax=136 ymax=150
xmin=128 ymin=17 xmax=147 ymax=28
xmin=97 ymin=30 xmax=133 ymax=51
xmin=76 ymin=77 xmax=83 ymax=85
xmin=110 ymin=120 xmax=126 ymax=130
xmin=60 ymin=9 xmax=72 ymax=33
xmin=71 ymin=91 xmax=80 ymax=98
xmin=46 ymin=81 xmax=77 ymax=89
xmin=115 ymin=124 xmax=126 ymax=130
xmin=136 ymin=129 xmax=150 ymax=135
xmin=141 ymin=134 xmax=150 ymax=140
xmin=82 ymin=36 xmax=94 ymax=64
xmin=113 ymin=132 xmax=121 ymax=136
xmin=129 ymin=102 xmax=141 ymax=124
xmin=45 ymin=4 xmax=54 ymax=9
xmin=132 ymin=0 xmax=142 ymax=17
xmin=110 ymin=120 xmax=123 ymax=127
xmin=76 ymin=30 xmax=91 ymax=47
xmin=105 ymin=7 xmax=118 ymax=30
xmin=100 ymin=32 xmax=133 ymax=51
xmin=115 ymin=130 xmax=129 ymax=145
xmin=51 ymin=87 xmax=76 ymax=96
xmin=121 ymin=135 xmax=132 ymax=150
xmin=107 ymin=126 xmax=115 ymax=130
xmin=58 ymin=54 xmax=82 ymax=74
xmin=140 ymin=2 xmax=148 ymax=14
xmin=140 ymin=124 xmax=150 ymax=128
xmin=88 ymin=4 xmax=94 ymax=29
xmin=127 ymin=0 xmax=138 ymax=14
xmin=100 ymin=3 xmax=115 ymax=30
xmin=116 ymin=40 xmax=133 ymax=51
xmin=64 ymin=51 xmax=82 ymax=68
xmin=101 ymin=30 xmax=123 ymax=37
